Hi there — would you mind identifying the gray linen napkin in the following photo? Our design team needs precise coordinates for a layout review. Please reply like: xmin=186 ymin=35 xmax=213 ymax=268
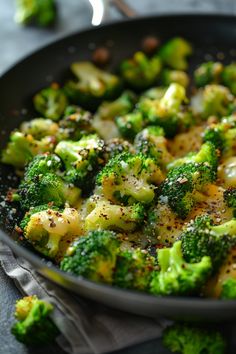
xmin=0 ymin=241 xmax=166 ymax=354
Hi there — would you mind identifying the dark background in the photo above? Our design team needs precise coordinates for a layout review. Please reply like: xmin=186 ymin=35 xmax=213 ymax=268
xmin=0 ymin=1 xmax=236 ymax=353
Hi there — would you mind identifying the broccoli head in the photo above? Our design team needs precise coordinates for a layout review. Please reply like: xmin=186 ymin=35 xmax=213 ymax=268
xmin=222 ymin=63 xmax=236 ymax=95
xmin=113 ymin=249 xmax=155 ymax=291
xmin=64 ymin=62 xmax=122 ymax=110
xmin=115 ymin=111 xmax=144 ymax=140
xmin=150 ymin=240 xmax=212 ymax=296
xmin=104 ymin=138 xmax=134 ymax=161
xmin=120 ymin=51 xmax=162 ymax=90
xmin=180 ymin=215 xmax=236 ymax=270
xmin=20 ymin=118 xmax=59 ymax=140
xmin=55 ymin=134 xmax=105 ymax=189
xmin=161 ymin=69 xmax=190 ymax=88
xmin=220 ymin=277 xmax=236 ymax=299
xmin=158 ymin=37 xmax=192 ymax=70
xmin=34 ymin=85 xmax=68 ymax=121
xmin=1 ymin=131 xmax=55 ymax=168
xmin=96 ymin=152 xmax=163 ymax=205
xmin=194 ymin=61 xmax=224 ymax=87
xmin=60 ymin=230 xmax=120 ymax=283
xmin=163 ymin=323 xmax=226 ymax=354
xmin=18 ymin=154 xmax=81 ymax=209
xmin=224 ymin=187 xmax=236 ymax=210
xmin=15 ymin=0 xmax=56 ymax=27
xmin=85 ymin=195 xmax=145 ymax=232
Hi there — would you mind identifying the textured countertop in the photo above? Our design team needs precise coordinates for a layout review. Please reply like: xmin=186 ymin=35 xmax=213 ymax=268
xmin=1 ymin=1 xmax=236 ymax=353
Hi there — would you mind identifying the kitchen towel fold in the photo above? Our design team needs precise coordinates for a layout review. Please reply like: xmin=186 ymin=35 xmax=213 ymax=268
xmin=0 ymin=241 xmax=166 ymax=354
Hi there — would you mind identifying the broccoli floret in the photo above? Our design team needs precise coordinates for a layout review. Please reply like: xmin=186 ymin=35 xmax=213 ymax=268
xmin=150 ymin=241 xmax=212 ymax=296
xmin=15 ymin=0 xmax=56 ymax=26
xmin=158 ymin=37 xmax=192 ymax=70
xmin=20 ymin=206 xmax=81 ymax=258
xmin=85 ymin=195 xmax=145 ymax=232
xmin=120 ymin=51 xmax=162 ymax=90
xmin=163 ymin=323 xmax=226 ymax=354
xmin=224 ymin=187 xmax=236 ymax=210
xmin=55 ymin=134 xmax=105 ymax=189
xmin=134 ymin=126 xmax=173 ymax=169
xmin=167 ymin=142 xmax=218 ymax=172
xmin=115 ymin=111 xmax=144 ymax=140
xmin=60 ymin=230 xmax=120 ymax=283
xmin=162 ymin=69 xmax=190 ymax=88
xmin=222 ymin=63 xmax=236 ymax=95
xmin=96 ymin=90 xmax=136 ymax=120
xmin=181 ymin=215 xmax=236 ymax=270
xmin=139 ymin=83 xmax=189 ymax=138
xmin=18 ymin=154 xmax=81 ymax=209
xmin=159 ymin=162 xmax=216 ymax=218
xmin=96 ymin=152 xmax=163 ymax=205
xmin=220 ymin=277 xmax=236 ymax=299
xmin=113 ymin=249 xmax=155 ymax=291
xmin=34 ymin=85 xmax=68 ymax=121
xmin=11 ymin=295 xmax=59 ymax=345
xmin=104 ymin=138 xmax=134 ymax=161
xmin=20 ymin=118 xmax=59 ymax=140
xmin=64 ymin=62 xmax=122 ymax=110
xmin=203 ymin=116 xmax=236 ymax=157
xmin=194 ymin=61 xmax=224 ymax=87
xmin=140 ymin=86 xmax=167 ymax=101
xmin=59 ymin=105 xmax=94 ymax=140
xmin=1 ymin=131 xmax=55 ymax=168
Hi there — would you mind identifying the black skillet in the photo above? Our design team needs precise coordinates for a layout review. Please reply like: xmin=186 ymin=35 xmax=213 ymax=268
xmin=1 ymin=14 xmax=236 ymax=321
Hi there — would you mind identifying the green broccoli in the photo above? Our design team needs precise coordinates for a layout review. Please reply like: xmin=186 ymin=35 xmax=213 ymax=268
xmin=20 ymin=205 xmax=81 ymax=258
xmin=55 ymin=134 xmax=105 ymax=189
xmin=113 ymin=249 xmax=155 ymax=291
xmin=140 ymin=86 xmax=167 ymax=101
xmin=222 ymin=63 xmax=236 ymax=95
xmin=220 ymin=277 xmax=236 ymax=299
xmin=158 ymin=37 xmax=192 ymax=70
xmin=104 ymin=138 xmax=134 ymax=161
xmin=60 ymin=230 xmax=120 ymax=283
xmin=1 ymin=131 xmax=55 ymax=168
xmin=163 ymin=323 xmax=226 ymax=354
xmin=180 ymin=215 xmax=236 ymax=270
xmin=18 ymin=154 xmax=81 ymax=209
xmin=20 ymin=118 xmax=59 ymax=140
xmin=115 ymin=111 xmax=144 ymax=140
xmin=64 ymin=62 xmax=122 ymax=110
xmin=15 ymin=0 xmax=56 ymax=27
xmin=85 ymin=195 xmax=145 ymax=232
xmin=11 ymin=295 xmax=59 ymax=345
xmin=162 ymin=69 xmax=190 ymax=88
xmin=120 ymin=51 xmax=162 ymax=90
xmin=34 ymin=85 xmax=68 ymax=121
xmin=224 ymin=187 xmax=236 ymax=210
xmin=150 ymin=241 xmax=212 ymax=296
xmin=194 ymin=61 xmax=224 ymax=87
xmin=96 ymin=152 xmax=163 ymax=205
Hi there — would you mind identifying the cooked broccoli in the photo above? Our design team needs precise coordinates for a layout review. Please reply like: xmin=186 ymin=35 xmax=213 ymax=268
xmin=15 ymin=0 xmax=56 ymax=26
xmin=55 ymin=134 xmax=105 ymax=189
xmin=120 ymin=51 xmax=162 ymax=90
xmin=134 ymin=126 xmax=173 ymax=169
xmin=96 ymin=152 xmax=163 ymax=205
xmin=96 ymin=90 xmax=136 ymax=120
xmin=222 ymin=63 xmax=236 ymax=95
xmin=115 ymin=111 xmax=144 ymax=140
xmin=113 ymin=249 xmax=155 ymax=291
xmin=20 ymin=205 xmax=81 ymax=258
xmin=180 ymin=215 xmax=236 ymax=270
xmin=159 ymin=162 xmax=216 ymax=218
xmin=18 ymin=154 xmax=81 ymax=209
xmin=140 ymin=86 xmax=167 ymax=101
xmin=224 ymin=187 xmax=236 ymax=210
xmin=163 ymin=323 xmax=226 ymax=354
xmin=64 ymin=62 xmax=122 ymax=110
xmin=85 ymin=195 xmax=145 ymax=232
xmin=158 ymin=37 xmax=192 ymax=70
xmin=203 ymin=116 xmax=236 ymax=157
xmin=103 ymin=138 xmax=134 ymax=161
xmin=1 ymin=131 xmax=55 ymax=168
xmin=220 ymin=277 xmax=236 ymax=299
xmin=60 ymin=230 xmax=120 ymax=283
xmin=150 ymin=241 xmax=212 ymax=296
xmin=11 ymin=295 xmax=59 ymax=345
xmin=34 ymin=85 xmax=68 ymax=121
xmin=20 ymin=118 xmax=59 ymax=140
xmin=194 ymin=61 xmax=224 ymax=87
xmin=139 ymin=83 xmax=189 ymax=138
xmin=161 ymin=69 xmax=190 ymax=88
